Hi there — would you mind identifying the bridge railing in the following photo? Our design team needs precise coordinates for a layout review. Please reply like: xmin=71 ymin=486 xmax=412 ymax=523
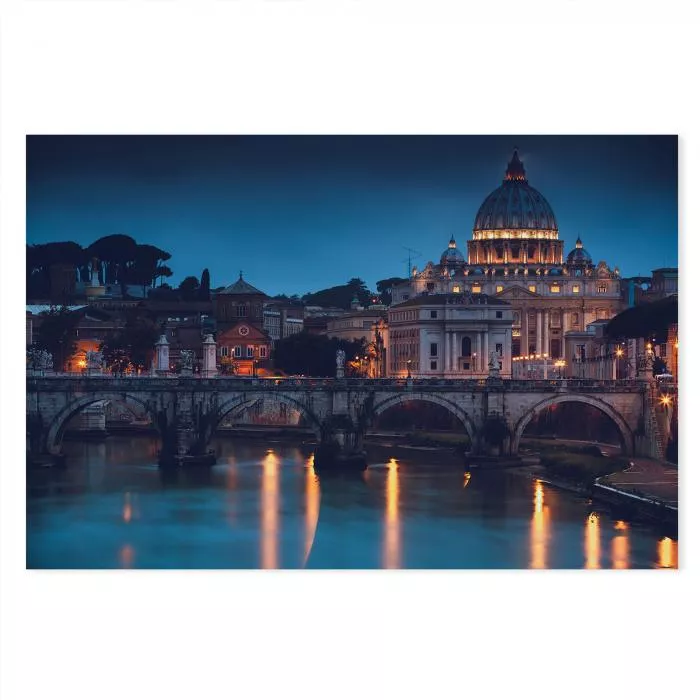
xmin=27 ymin=372 xmax=649 ymax=392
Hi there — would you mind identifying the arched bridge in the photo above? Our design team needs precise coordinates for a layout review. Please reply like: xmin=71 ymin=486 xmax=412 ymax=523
xmin=26 ymin=375 xmax=665 ymax=464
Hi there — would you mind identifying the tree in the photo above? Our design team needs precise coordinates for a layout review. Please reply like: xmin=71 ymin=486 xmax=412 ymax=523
xmin=273 ymin=332 xmax=366 ymax=377
xmin=376 ymin=276 xmax=405 ymax=305
xmin=99 ymin=310 xmax=159 ymax=373
xmin=34 ymin=306 xmax=80 ymax=371
xmin=302 ymin=278 xmax=372 ymax=309
xmin=87 ymin=234 xmax=138 ymax=295
xmin=178 ymin=276 xmax=200 ymax=301
xmin=199 ymin=268 xmax=211 ymax=301
xmin=155 ymin=264 xmax=173 ymax=286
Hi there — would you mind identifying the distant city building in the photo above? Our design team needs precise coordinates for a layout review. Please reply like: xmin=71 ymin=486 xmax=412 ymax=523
xmin=324 ymin=295 xmax=388 ymax=345
xmin=387 ymin=293 xmax=513 ymax=378
xmin=212 ymin=273 xmax=271 ymax=374
xmin=263 ymin=300 xmax=304 ymax=344
xmin=391 ymin=150 xmax=624 ymax=363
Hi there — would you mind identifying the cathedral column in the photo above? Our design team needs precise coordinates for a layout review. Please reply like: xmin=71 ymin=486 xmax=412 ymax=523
xmin=544 ymin=310 xmax=550 ymax=356
xmin=483 ymin=330 xmax=490 ymax=371
xmin=522 ymin=309 xmax=529 ymax=356
xmin=453 ymin=332 xmax=459 ymax=371
xmin=445 ymin=331 xmax=451 ymax=373
xmin=536 ymin=311 xmax=542 ymax=355
xmin=475 ymin=332 xmax=481 ymax=374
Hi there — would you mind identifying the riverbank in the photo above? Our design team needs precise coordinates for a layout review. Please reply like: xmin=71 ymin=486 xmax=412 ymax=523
xmin=520 ymin=438 xmax=677 ymax=530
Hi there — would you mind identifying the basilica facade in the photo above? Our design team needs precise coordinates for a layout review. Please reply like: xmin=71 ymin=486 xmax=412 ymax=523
xmin=391 ymin=150 xmax=623 ymax=362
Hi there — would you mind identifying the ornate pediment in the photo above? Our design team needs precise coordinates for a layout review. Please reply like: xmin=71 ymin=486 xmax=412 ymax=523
xmin=497 ymin=285 xmax=540 ymax=299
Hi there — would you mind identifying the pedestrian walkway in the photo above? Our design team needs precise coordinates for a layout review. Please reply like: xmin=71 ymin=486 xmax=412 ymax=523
xmin=603 ymin=458 xmax=678 ymax=508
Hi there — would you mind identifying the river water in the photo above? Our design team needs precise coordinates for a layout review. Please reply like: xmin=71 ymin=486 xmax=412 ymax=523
xmin=26 ymin=436 xmax=678 ymax=569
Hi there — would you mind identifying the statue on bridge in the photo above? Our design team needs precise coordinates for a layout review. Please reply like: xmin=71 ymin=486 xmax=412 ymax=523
xmin=27 ymin=347 xmax=53 ymax=375
xmin=85 ymin=350 xmax=103 ymax=375
xmin=180 ymin=350 xmax=195 ymax=376
xmin=336 ymin=349 xmax=346 ymax=379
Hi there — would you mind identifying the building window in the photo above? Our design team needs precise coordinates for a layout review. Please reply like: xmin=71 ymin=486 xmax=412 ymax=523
xmin=430 ymin=360 xmax=437 ymax=370
xmin=572 ymin=284 xmax=580 ymax=293
xmin=220 ymin=346 xmax=229 ymax=357
xmin=452 ymin=285 xmax=461 ymax=294
xmin=513 ymin=311 xmax=521 ymax=326
xmin=572 ymin=313 xmax=579 ymax=326
xmin=597 ymin=285 xmax=607 ymax=293
xmin=402 ymin=294 xmax=409 ymax=301
xmin=550 ymin=284 xmax=560 ymax=293
xmin=430 ymin=343 xmax=438 ymax=357
xmin=427 ymin=283 xmax=435 ymax=292
xmin=496 ymin=285 xmax=504 ymax=293
xmin=496 ymin=343 xmax=503 ymax=355
xmin=461 ymin=336 xmax=472 ymax=357
xmin=430 ymin=310 xmax=438 ymax=319
xmin=247 ymin=346 xmax=254 ymax=358
xmin=472 ymin=284 xmax=481 ymax=293
xmin=462 ymin=362 xmax=470 ymax=370
xmin=234 ymin=346 xmax=242 ymax=358
xmin=259 ymin=346 xmax=267 ymax=358
xmin=529 ymin=285 xmax=536 ymax=293
xmin=237 ymin=304 xmax=246 ymax=317
xmin=496 ymin=311 xmax=503 ymax=318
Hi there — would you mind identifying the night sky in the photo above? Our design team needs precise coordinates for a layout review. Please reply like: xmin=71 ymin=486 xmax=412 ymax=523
xmin=26 ymin=135 xmax=678 ymax=296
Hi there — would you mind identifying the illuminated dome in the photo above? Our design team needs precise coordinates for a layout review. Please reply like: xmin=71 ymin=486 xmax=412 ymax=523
xmin=473 ymin=150 xmax=558 ymax=233
xmin=440 ymin=237 xmax=465 ymax=264
xmin=566 ymin=237 xmax=593 ymax=265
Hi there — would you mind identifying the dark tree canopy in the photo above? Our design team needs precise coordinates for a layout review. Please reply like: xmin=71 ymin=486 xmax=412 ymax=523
xmin=605 ymin=294 xmax=677 ymax=341
xmin=100 ymin=310 xmax=159 ymax=373
xmin=33 ymin=306 xmax=80 ymax=371
xmin=376 ymin=277 xmax=405 ymax=305
xmin=273 ymin=332 xmax=366 ymax=377
xmin=302 ymin=278 xmax=372 ymax=309
xmin=199 ymin=268 xmax=211 ymax=300
xmin=178 ymin=275 xmax=200 ymax=301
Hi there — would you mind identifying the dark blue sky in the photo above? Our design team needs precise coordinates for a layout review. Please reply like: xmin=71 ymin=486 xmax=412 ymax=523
xmin=26 ymin=135 xmax=678 ymax=296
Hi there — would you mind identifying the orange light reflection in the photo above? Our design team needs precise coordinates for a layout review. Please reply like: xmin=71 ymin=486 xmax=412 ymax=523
xmin=383 ymin=458 xmax=401 ymax=569
xmin=261 ymin=450 xmax=280 ymax=569
xmin=119 ymin=544 xmax=135 ymax=568
xmin=657 ymin=537 xmax=678 ymax=569
xmin=584 ymin=513 xmax=601 ymax=569
xmin=530 ymin=480 xmax=550 ymax=569
xmin=122 ymin=492 xmax=132 ymax=523
xmin=303 ymin=455 xmax=320 ymax=566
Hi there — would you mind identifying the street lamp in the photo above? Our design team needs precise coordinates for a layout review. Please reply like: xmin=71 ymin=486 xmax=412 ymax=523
xmin=252 ymin=359 xmax=258 ymax=378
xmin=407 ymin=359 xmax=412 ymax=379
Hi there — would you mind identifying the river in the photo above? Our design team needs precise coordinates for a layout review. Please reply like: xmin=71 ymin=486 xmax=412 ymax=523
xmin=26 ymin=436 xmax=678 ymax=569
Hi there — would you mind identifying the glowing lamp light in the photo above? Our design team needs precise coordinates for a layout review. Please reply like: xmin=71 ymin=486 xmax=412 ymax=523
xmin=616 ymin=348 xmax=624 ymax=358
xmin=660 ymin=395 xmax=672 ymax=407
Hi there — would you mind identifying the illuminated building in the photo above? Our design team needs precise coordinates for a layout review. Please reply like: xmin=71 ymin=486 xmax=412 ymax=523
xmin=387 ymin=292 xmax=513 ymax=378
xmin=392 ymin=150 xmax=623 ymax=362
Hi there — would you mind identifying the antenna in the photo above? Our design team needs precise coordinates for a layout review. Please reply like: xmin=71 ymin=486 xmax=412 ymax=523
xmin=402 ymin=247 xmax=422 ymax=277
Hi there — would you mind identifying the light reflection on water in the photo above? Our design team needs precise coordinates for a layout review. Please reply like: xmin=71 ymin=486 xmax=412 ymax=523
xmin=26 ymin=436 xmax=677 ymax=570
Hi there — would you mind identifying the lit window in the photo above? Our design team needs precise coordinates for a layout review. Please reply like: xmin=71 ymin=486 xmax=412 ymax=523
xmin=572 ymin=284 xmax=580 ymax=293
xmin=550 ymin=284 xmax=560 ymax=294
xmin=472 ymin=284 xmax=481 ymax=293
xmin=496 ymin=285 xmax=504 ymax=293
xmin=452 ymin=285 xmax=461 ymax=293
xmin=528 ymin=285 xmax=536 ymax=293
xmin=597 ymin=285 xmax=607 ymax=293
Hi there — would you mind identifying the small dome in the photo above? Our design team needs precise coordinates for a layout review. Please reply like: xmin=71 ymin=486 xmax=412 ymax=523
xmin=473 ymin=150 xmax=558 ymax=232
xmin=440 ymin=236 xmax=465 ymax=264
xmin=566 ymin=236 xmax=593 ymax=265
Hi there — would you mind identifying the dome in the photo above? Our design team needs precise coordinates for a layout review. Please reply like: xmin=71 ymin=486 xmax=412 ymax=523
xmin=440 ymin=236 xmax=465 ymax=264
xmin=473 ymin=150 xmax=558 ymax=232
xmin=566 ymin=237 xmax=593 ymax=265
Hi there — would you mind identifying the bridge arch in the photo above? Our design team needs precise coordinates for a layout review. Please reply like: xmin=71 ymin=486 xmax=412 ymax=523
xmin=511 ymin=394 xmax=635 ymax=455
xmin=211 ymin=391 xmax=324 ymax=441
xmin=371 ymin=392 xmax=477 ymax=443
xmin=44 ymin=392 xmax=157 ymax=454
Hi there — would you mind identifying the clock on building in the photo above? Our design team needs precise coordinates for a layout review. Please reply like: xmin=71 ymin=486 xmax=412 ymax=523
xmin=239 ymin=325 xmax=250 ymax=337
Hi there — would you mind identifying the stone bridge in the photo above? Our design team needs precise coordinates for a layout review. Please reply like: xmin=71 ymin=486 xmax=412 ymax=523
xmin=26 ymin=374 xmax=668 ymax=466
